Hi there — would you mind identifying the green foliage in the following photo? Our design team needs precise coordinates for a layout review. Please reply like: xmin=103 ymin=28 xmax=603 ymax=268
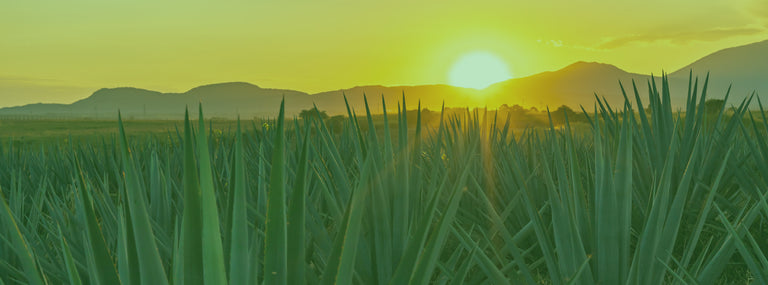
xmin=299 ymin=107 xmax=329 ymax=121
xmin=550 ymin=104 xmax=578 ymax=124
xmin=705 ymin=99 xmax=726 ymax=115
xmin=2 ymin=74 xmax=768 ymax=284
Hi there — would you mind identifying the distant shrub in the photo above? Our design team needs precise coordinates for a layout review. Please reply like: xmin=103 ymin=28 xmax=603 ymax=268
xmin=299 ymin=107 xmax=329 ymax=120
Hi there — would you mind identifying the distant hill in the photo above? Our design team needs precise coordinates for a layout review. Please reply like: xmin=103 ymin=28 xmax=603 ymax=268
xmin=0 ymin=83 xmax=312 ymax=119
xmin=2 ymin=39 xmax=766 ymax=118
xmin=69 ymin=82 xmax=311 ymax=118
xmin=670 ymin=39 xmax=768 ymax=104
xmin=483 ymin=62 xmax=674 ymax=109
xmin=311 ymin=84 xmax=480 ymax=115
xmin=314 ymin=63 xmax=668 ymax=114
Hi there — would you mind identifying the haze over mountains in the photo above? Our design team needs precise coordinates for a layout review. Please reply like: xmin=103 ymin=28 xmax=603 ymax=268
xmin=2 ymin=39 xmax=767 ymax=119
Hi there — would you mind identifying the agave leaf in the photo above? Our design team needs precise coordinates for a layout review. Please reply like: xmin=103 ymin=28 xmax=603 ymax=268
xmin=57 ymin=225 xmax=83 ymax=285
xmin=228 ymin=118 xmax=251 ymax=285
xmin=287 ymin=125 xmax=311 ymax=285
xmin=264 ymin=99 xmax=288 ymax=285
xmin=73 ymin=156 xmax=121 ymax=285
xmin=0 ymin=187 xmax=46 ymax=285
xmin=180 ymin=108 xmax=204 ymax=285
xmin=715 ymin=205 xmax=768 ymax=284
xmin=196 ymin=104 xmax=228 ymax=284
xmin=118 ymin=113 xmax=169 ymax=284
xmin=409 ymin=150 xmax=474 ymax=285
xmin=320 ymin=156 xmax=373 ymax=285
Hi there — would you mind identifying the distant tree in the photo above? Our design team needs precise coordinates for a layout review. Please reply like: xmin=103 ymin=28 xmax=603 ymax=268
xmin=498 ymin=104 xmax=547 ymax=128
xmin=410 ymin=108 xmax=442 ymax=127
xmin=704 ymin=99 xmax=725 ymax=115
xmin=299 ymin=107 xmax=329 ymax=121
xmin=327 ymin=115 xmax=346 ymax=133
xmin=551 ymin=105 xmax=578 ymax=124
xmin=509 ymin=104 xmax=526 ymax=114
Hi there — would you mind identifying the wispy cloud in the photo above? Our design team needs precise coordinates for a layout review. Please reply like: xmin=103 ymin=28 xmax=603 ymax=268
xmin=536 ymin=39 xmax=563 ymax=47
xmin=749 ymin=1 xmax=768 ymax=25
xmin=537 ymin=39 xmax=602 ymax=52
xmin=0 ymin=76 xmax=59 ymax=85
xmin=597 ymin=27 xmax=766 ymax=49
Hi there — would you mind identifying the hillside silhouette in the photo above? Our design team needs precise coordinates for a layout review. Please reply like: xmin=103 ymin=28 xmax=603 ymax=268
xmin=2 ymin=39 xmax=766 ymax=118
xmin=670 ymin=39 xmax=768 ymax=103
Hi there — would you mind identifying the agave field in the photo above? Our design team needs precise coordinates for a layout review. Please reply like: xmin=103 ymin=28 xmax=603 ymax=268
xmin=2 ymin=75 xmax=768 ymax=284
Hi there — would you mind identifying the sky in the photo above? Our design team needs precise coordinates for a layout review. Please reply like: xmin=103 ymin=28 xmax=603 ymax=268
xmin=1 ymin=0 xmax=768 ymax=107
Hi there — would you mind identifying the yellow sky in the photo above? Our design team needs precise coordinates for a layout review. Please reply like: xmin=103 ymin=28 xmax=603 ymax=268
xmin=1 ymin=0 xmax=767 ymax=107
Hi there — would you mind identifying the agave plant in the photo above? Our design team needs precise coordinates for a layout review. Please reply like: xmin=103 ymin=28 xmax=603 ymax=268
xmin=1 ymin=73 xmax=767 ymax=284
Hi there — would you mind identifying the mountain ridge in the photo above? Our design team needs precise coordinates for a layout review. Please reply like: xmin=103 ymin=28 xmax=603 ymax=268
xmin=2 ymin=39 xmax=766 ymax=118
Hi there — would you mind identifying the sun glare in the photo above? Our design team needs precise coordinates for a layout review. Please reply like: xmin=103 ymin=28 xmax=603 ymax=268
xmin=448 ymin=51 xmax=512 ymax=89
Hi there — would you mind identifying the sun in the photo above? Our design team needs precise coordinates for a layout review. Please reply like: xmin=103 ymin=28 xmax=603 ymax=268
xmin=448 ymin=51 xmax=513 ymax=89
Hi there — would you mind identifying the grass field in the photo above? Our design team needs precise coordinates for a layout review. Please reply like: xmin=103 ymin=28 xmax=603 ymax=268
xmin=0 ymin=106 xmax=565 ymax=146
xmin=0 ymin=119 xmax=253 ymax=148
xmin=1 ymin=75 xmax=768 ymax=284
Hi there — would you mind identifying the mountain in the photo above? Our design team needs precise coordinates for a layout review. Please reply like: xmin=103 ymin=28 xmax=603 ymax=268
xmin=670 ymin=39 xmax=768 ymax=103
xmin=0 ymin=66 xmax=691 ymax=119
xmin=0 ymin=83 xmax=488 ymax=118
xmin=483 ymin=62 xmax=670 ymax=109
xmin=311 ymin=84 xmax=480 ymax=115
xmin=2 ymin=39 xmax=766 ymax=118
xmin=70 ymin=82 xmax=311 ymax=117
xmin=0 ymin=83 xmax=313 ymax=119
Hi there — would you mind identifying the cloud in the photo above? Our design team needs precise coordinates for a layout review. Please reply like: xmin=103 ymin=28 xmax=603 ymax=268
xmin=597 ymin=27 xmax=767 ymax=49
xmin=747 ymin=0 xmax=768 ymax=18
xmin=750 ymin=1 xmax=768 ymax=26
xmin=536 ymin=39 xmax=563 ymax=47
xmin=0 ymin=76 xmax=59 ymax=85
xmin=536 ymin=39 xmax=565 ymax=48
xmin=547 ymin=40 xmax=563 ymax=47
xmin=537 ymin=39 xmax=602 ymax=52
